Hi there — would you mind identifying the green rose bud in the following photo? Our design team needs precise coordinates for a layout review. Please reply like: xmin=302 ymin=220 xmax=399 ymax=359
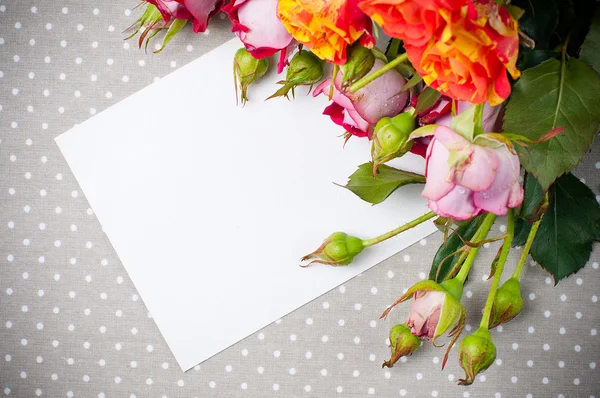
xmin=458 ymin=327 xmax=497 ymax=385
xmin=371 ymin=112 xmax=416 ymax=176
xmin=233 ymin=48 xmax=269 ymax=105
xmin=267 ymin=50 xmax=324 ymax=100
xmin=382 ymin=324 xmax=421 ymax=368
xmin=488 ymin=277 xmax=523 ymax=329
xmin=301 ymin=232 xmax=365 ymax=267
xmin=341 ymin=45 xmax=375 ymax=88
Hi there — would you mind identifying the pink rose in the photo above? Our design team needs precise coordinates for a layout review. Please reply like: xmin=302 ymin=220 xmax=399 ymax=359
xmin=422 ymin=126 xmax=523 ymax=220
xmin=224 ymin=0 xmax=295 ymax=73
xmin=407 ymin=290 xmax=446 ymax=340
xmin=174 ymin=0 xmax=223 ymax=32
xmin=313 ymin=58 xmax=408 ymax=138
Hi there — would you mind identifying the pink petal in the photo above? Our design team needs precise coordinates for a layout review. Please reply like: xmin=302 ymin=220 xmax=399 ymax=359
xmin=428 ymin=185 xmax=480 ymax=220
xmin=176 ymin=0 xmax=222 ymax=33
xmin=407 ymin=291 xmax=445 ymax=340
xmin=473 ymin=148 xmax=523 ymax=215
xmin=346 ymin=59 xmax=408 ymax=123
xmin=433 ymin=125 xmax=471 ymax=151
xmin=421 ymin=138 xmax=455 ymax=201
xmin=236 ymin=0 xmax=293 ymax=52
xmin=455 ymin=145 xmax=498 ymax=192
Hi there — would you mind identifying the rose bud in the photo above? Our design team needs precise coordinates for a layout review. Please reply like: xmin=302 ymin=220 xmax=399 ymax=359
xmin=488 ymin=277 xmax=523 ymax=329
xmin=267 ymin=50 xmax=324 ymax=100
xmin=381 ymin=279 xmax=466 ymax=368
xmin=458 ymin=327 xmax=497 ymax=385
xmin=382 ymin=324 xmax=422 ymax=368
xmin=341 ymin=45 xmax=375 ymax=88
xmin=224 ymin=0 xmax=295 ymax=73
xmin=422 ymin=126 xmax=524 ymax=220
xmin=301 ymin=232 xmax=365 ymax=267
xmin=233 ymin=48 xmax=269 ymax=105
xmin=313 ymin=57 xmax=408 ymax=138
xmin=371 ymin=111 xmax=416 ymax=175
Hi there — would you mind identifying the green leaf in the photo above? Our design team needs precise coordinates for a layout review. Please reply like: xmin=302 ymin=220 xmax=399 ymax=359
xmin=580 ymin=8 xmax=600 ymax=73
xmin=512 ymin=217 xmax=531 ymax=247
xmin=400 ymin=73 xmax=423 ymax=93
xmin=414 ymin=87 xmax=441 ymax=114
xmin=451 ymin=104 xmax=481 ymax=142
xmin=341 ymin=163 xmax=425 ymax=205
xmin=154 ymin=18 xmax=187 ymax=54
xmin=429 ymin=216 xmax=484 ymax=282
xmin=518 ymin=173 xmax=545 ymax=221
xmin=527 ymin=173 xmax=600 ymax=282
xmin=503 ymin=57 xmax=600 ymax=190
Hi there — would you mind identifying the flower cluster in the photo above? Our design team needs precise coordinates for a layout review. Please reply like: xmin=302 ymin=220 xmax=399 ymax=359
xmin=129 ymin=0 xmax=600 ymax=387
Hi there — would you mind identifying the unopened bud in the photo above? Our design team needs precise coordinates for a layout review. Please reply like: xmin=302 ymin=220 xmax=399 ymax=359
xmin=371 ymin=112 xmax=416 ymax=175
xmin=382 ymin=324 xmax=421 ymax=368
xmin=458 ymin=327 xmax=496 ymax=385
xmin=341 ymin=45 xmax=375 ymax=88
xmin=301 ymin=232 xmax=364 ymax=267
xmin=267 ymin=50 xmax=324 ymax=100
xmin=234 ymin=48 xmax=269 ymax=105
xmin=489 ymin=278 xmax=523 ymax=329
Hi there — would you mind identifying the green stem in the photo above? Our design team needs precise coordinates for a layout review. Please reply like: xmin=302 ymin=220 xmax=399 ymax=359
xmin=329 ymin=64 xmax=340 ymax=100
xmin=443 ymin=218 xmax=486 ymax=281
xmin=362 ymin=211 xmax=436 ymax=247
xmin=480 ymin=209 xmax=515 ymax=329
xmin=454 ymin=213 xmax=497 ymax=284
xmin=474 ymin=103 xmax=485 ymax=130
xmin=512 ymin=218 xmax=542 ymax=279
xmin=349 ymin=53 xmax=409 ymax=93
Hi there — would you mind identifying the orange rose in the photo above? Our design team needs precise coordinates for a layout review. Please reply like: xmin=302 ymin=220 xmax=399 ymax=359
xmin=408 ymin=0 xmax=520 ymax=105
xmin=358 ymin=0 xmax=466 ymax=48
xmin=277 ymin=0 xmax=375 ymax=64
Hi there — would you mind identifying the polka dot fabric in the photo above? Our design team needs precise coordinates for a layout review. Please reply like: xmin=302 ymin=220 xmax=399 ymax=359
xmin=0 ymin=1 xmax=599 ymax=397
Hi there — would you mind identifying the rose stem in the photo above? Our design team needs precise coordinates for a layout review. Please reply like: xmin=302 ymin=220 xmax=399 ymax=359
xmin=512 ymin=217 xmax=542 ymax=279
xmin=348 ymin=53 xmax=409 ymax=93
xmin=362 ymin=211 xmax=436 ymax=247
xmin=443 ymin=218 xmax=488 ymax=281
xmin=480 ymin=209 xmax=515 ymax=329
xmin=454 ymin=212 xmax=497 ymax=285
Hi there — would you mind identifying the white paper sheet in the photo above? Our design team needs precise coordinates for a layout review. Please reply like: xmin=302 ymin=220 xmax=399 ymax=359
xmin=55 ymin=38 xmax=437 ymax=371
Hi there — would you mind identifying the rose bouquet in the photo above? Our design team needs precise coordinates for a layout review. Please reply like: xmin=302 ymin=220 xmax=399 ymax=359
xmin=127 ymin=0 xmax=600 ymax=385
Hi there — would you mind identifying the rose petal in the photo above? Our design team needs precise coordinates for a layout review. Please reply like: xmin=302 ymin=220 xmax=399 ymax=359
xmin=175 ymin=0 xmax=222 ymax=33
xmin=455 ymin=145 xmax=498 ymax=192
xmin=236 ymin=0 xmax=293 ymax=52
xmin=429 ymin=185 xmax=480 ymax=220
xmin=473 ymin=147 xmax=522 ymax=215
xmin=422 ymin=137 xmax=455 ymax=201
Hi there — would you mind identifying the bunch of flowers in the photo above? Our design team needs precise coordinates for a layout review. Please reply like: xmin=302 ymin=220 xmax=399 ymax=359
xmin=128 ymin=0 xmax=600 ymax=385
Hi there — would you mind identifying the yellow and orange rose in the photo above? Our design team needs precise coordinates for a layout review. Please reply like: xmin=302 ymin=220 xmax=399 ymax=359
xmin=414 ymin=1 xmax=520 ymax=105
xmin=277 ymin=0 xmax=375 ymax=65
xmin=358 ymin=0 xmax=465 ymax=48
xmin=359 ymin=0 xmax=519 ymax=105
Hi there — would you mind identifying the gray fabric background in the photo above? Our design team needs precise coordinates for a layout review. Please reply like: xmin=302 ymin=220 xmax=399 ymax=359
xmin=0 ymin=1 xmax=599 ymax=397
